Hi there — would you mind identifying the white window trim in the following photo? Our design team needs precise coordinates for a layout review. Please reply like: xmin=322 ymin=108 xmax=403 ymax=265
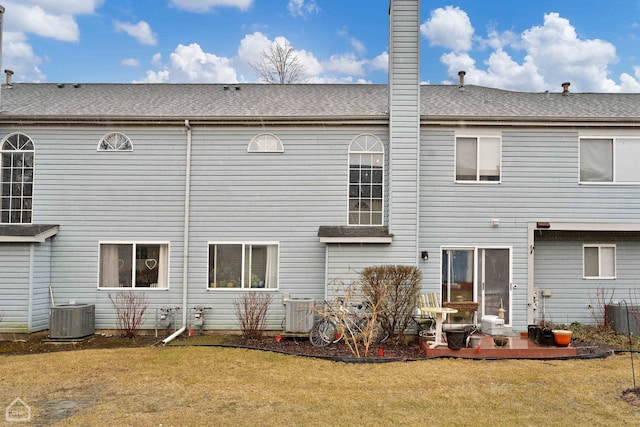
xmin=347 ymin=133 xmax=385 ymax=226
xmin=207 ymin=241 xmax=280 ymax=291
xmin=454 ymin=134 xmax=502 ymax=184
xmin=97 ymin=132 xmax=133 ymax=152
xmin=247 ymin=133 xmax=284 ymax=153
xmin=583 ymin=244 xmax=616 ymax=279
xmin=1 ymin=132 xmax=35 ymax=224
xmin=97 ymin=241 xmax=170 ymax=289
xmin=579 ymin=137 xmax=640 ymax=185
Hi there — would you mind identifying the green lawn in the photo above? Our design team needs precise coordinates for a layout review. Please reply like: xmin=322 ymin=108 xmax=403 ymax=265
xmin=1 ymin=346 xmax=638 ymax=426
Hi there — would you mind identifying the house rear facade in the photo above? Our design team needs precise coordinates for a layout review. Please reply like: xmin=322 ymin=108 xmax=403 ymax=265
xmin=2 ymin=0 xmax=640 ymax=335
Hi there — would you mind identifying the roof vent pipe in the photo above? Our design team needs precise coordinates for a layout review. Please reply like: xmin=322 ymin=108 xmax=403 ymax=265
xmin=4 ymin=69 xmax=12 ymax=86
xmin=458 ymin=70 xmax=466 ymax=88
xmin=561 ymin=82 xmax=570 ymax=95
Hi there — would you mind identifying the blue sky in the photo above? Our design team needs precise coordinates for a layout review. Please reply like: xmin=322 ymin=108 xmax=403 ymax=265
xmin=4 ymin=1 xmax=640 ymax=92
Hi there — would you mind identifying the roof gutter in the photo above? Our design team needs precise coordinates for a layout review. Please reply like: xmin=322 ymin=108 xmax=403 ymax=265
xmin=421 ymin=117 xmax=640 ymax=127
xmin=162 ymin=119 xmax=192 ymax=345
xmin=0 ymin=115 xmax=389 ymax=127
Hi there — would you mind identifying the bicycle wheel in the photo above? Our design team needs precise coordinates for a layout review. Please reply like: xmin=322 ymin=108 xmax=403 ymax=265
xmin=372 ymin=320 xmax=390 ymax=344
xmin=356 ymin=317 xmax=389 ymax=344
xmin=309 ymin=319 xmax=337 ymax=347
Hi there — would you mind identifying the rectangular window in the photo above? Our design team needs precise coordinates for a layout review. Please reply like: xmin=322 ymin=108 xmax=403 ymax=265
xmin=580 ymin=138 xmax=640 ymax=183
xmin=455 ymin=136 xmax=500 ymax=182
xmin=583 ymin=245 xmax=616 ymax=279
xmin=208 ymin=243 xmax=278 ymax=289
xmin=99 ymin=242 xmax=169 ymax=288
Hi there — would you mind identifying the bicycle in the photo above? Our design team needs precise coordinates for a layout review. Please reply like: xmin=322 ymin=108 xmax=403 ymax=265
xmin=309 ymin=298 xmax=389 ymax=347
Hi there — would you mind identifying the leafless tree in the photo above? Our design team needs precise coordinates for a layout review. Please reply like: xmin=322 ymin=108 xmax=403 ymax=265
xmin=250 ymin=40 xmax=306 ymax=84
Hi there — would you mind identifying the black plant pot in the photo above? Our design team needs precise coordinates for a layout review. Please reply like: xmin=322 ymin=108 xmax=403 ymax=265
xmin=538 ymin=328 xmax=555 ymax=346
xmin=528 ymin=325 xmax=542 ymax=342
xmin=446 ymin=329 xmax=467 ymax=350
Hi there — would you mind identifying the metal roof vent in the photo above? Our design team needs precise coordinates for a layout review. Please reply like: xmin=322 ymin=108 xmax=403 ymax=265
xmin=4 ymin=69 xmax=13 ymax=86
xmin=458 ymin=70 xmax=466 ymax=91
xmin=57 ymin=83 xmax=65 ymax=88
xmin=561 ymin=82 xmax=570 ymax=96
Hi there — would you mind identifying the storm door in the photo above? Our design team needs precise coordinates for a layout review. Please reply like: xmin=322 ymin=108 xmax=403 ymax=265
xmin=478 ymin=248 xmax=511 ymax=325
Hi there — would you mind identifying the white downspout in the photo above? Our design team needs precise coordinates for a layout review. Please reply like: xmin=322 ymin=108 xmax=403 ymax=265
xmin=163 ymin=119 xmax=192 ymax=344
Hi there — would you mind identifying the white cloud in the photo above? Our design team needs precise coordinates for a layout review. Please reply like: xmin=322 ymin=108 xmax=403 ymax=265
xmin=288 ymin=0 xmax=319 ymax=17
xmin=371 ymin=52 xmax=388 ymax=73
xmin=432 ymin=9 xmax=639 ymax=93
xmin=323 ymin=53 xmax=366 ymax=76
xmin=619 ymin=67 xmax=640 ymax=91
xmin=5 ymin=3 xmax=81 ymax=42
xmin=236 ymin=32 xmax=322 ymax=81
xmin=134 ymin=69 xmax=171 ymax=84
xmin=152 ymin=43 xmax=238 ymax=83
xmin=421 ymin=6 xmax=474 ymax=52
xmin=519 ymin=13 xmax=618 ymax=92
xmin=295 ymin=49 xmax=322 ymax=77
xmin=137 ymin=42 xmax=239 ymax=83
xmin=169 ymin=0 xmax=252 ymax=13
xmin=481 ymin=28 xmax=517 ymax=51
xmin=441 ymin=50 xmax=546 ymax=91
xmin=114 ymin=20 xmax=157 ymax=46
xmin=236 ymin=31 xmax=272 ymax=66
xmin=139 ymin=41 xmax=241 ymax=84
xmin=1 ymin=0 xmax=102 ymax=82
xmin=338 ymin=27 xmax=365 ymax=54
xmin=2 ymin=32 xmax=45 ymax=82
xmin=19 ymin=0 xmax=103 ymax=15
xmin=121 ymin=58 xmax=140 ymax=67
xmin=151 ymin=53 xmax=163 ymax=67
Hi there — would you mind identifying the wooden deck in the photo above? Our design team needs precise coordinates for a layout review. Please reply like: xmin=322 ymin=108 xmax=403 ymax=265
xmin=421 ymin=334 xmax=577 ymax=359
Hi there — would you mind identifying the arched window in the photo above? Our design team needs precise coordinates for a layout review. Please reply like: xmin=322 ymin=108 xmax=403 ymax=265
xmin=348 ymin=134 xmax=384 ymax=225
xmin=1 ymin=133 xmax=35 ymax=224
xmin=247 ymin=133 xmax=284 ymax=153
xmin=98 ymin=132 xmax=133 ymax=151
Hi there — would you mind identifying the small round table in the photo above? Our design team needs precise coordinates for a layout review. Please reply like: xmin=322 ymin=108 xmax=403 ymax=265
xmin=420 ymin=307 xmax=458 ymax=348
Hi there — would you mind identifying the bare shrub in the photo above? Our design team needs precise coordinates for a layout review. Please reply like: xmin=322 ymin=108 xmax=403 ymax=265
xmin=322 ymin=284 xmax=388 ymax=358
xmin=108 ymin=291 xmax=149 ymax=338
xmin=589 ymin=287 xmax=615 ymax=330
xmin=234 ymin=293 xmax=273 ymax=340
xmin=360 ymin=265 xmax=422 ymax=343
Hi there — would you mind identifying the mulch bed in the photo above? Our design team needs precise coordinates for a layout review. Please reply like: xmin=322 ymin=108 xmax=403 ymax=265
xmin=219 ymin=335 xmax=426 ymax=361
xmin=0 ymin=331 xmax=623 ymax=360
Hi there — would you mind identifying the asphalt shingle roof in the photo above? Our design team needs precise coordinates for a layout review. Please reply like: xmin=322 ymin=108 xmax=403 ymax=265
xmin=1 ymin=83 xmax=639 ymax=123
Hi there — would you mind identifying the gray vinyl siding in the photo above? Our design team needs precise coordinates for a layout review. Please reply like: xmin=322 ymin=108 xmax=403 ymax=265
xmin=187 ymin=126 xmax=388 ymax=330
xmin=388 ymin=0 xmax=420 ymax=264
xmin=21 ymin=126 xmax=187 ymax=331
xmin=420 ymin=128 xmax=640 ymax=329
xmin=325 ymin=244 xmax=416 ymax=301
xmin=0 ymin=244 xmax=30 ymax=332
xmin=534 ymin=239 xmax=640 ymax=325
xmin=31 ymin=241 xmax=52 ymax=331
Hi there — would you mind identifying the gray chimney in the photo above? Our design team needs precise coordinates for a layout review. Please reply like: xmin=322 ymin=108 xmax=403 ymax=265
xmin=388 ymin=0 xmax=420 ymax=264
xmin=0 ymin=6 xmax=5 ymax=106
xmin=561 ymin=82 xmax=570 ymax=95
xmin=5 ymin=69 xmax=12 ymax=86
